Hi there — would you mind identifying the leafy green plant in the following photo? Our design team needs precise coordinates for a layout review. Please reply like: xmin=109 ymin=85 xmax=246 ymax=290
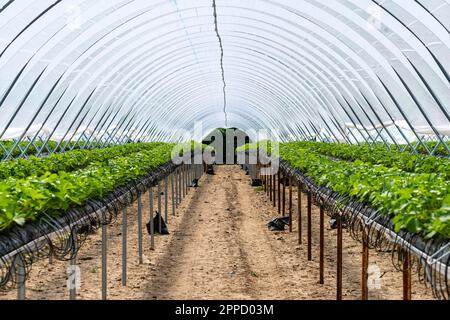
xmin=286 ymin=141 xmax=450 ymax=179
xmin=239 ymin=141 xmax=450 ymax=240
xmin=0 ymin=142 xmax=166 ymax=180
xmin=0 ymin=143 xmax=180 ymax=232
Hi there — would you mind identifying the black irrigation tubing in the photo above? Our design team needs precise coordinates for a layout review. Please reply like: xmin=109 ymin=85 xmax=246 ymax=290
xmin=277 ymin=159 xmax=450 ymax=300
xmin=0 ymin=161 xmax=180 ymax=291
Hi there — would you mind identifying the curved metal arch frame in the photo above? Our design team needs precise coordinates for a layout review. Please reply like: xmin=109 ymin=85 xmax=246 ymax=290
xmin=0 ymin=0 xmax=448 ymax=151
xmin=39 ymin=15 xmax=348 ymax=131
xmin=50 ymin=39 xmax=338 ymax=144
xmin=102 ymin=51 xmax=342 ymax=142
xmin=88 ymin=32 xmax=358 ymax=135
xmin=0 ymin=8 xmax=426 ymax=129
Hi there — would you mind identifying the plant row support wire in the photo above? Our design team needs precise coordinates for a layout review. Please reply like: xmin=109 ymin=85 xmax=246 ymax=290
xmin=242 ymin=151 xmax=449 ymax=300
xmin=0 ymin=160 xmax=205 ymax=300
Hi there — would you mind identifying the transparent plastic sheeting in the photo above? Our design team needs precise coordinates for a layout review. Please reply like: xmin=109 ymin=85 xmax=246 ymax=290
xmin=0 ymin=0 xmax=449 ymax=144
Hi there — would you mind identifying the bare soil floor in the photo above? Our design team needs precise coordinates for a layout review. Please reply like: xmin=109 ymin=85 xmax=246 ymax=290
xmin=0 ymin=165 xmax=435 ymax=300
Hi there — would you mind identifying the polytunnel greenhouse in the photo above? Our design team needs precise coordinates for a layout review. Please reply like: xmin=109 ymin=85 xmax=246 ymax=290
xmin=0 ymin=0 xmax=449 ymax=305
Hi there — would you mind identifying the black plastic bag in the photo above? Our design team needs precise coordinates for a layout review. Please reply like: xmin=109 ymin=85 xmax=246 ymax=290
xmin=206 ymin=165 xmax=215 ymax=175
xmin=329 ymin=218 xmax=348 ymax=230
xmin=267 ymin=216 xmax=290 ymax=231
xmin=146 ymin=211 xmax=169 ymax=235
xmin=191 ymin=178 xmax=199 ymax=187
xmin=251 ymin=179 xmax=262 ymax=187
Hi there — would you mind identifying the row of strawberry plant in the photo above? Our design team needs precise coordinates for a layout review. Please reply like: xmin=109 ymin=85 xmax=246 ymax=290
xmin=0 ymin=142 xmax=166 ymax=180
xmin=278 ymin=142 xmax=450 ymax=239
xmin=286 ymin=141 xmax=450 ymax=179
xmin=0 ymin=143 xmax=179 ymax=232
xmin=235 ymin=140 xmax=278 ymax=156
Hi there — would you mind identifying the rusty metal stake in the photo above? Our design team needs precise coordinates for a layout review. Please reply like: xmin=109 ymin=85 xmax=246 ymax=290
xmin=320 ymin=206 xmax=324 ymax=284
xmin=273 ymin=174 xmax=276 ymax=207
xmin=263 ymin=172 xmax=267 ymax=193
xmin=307 ymin=192 xmax=312 ymax=261
xmin=265 ymin=173 xmax=268 ymax=195
xmin=289 ymin=176 xmax=293 ymax=233
xmin=362 ymin=230 xmax=369 ymax=300
xmin=282 ymin=174 xmax=286 ymax=216
xmin=268 ymin=173 xmax=271 ymax=200
xmin=171 ymin=173 xmax=175 ymax=216
xmin=158 ymin=181 xmax=162 ymax=234
xmin=149 ymin=187 xmax=155 ymax=250
xmin=403 ymin=250 xmax=412 ymax=300
xmin=278 ymin=171 xmax=281 ymax=214
xmin=298 ymin=183 xmax=302 ymax=245
xmin=337 ymin=216 xmax=343 ymax=300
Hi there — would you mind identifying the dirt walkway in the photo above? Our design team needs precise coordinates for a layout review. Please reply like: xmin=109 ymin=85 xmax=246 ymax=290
xmin=0 ymin=165 xmax=435 ymax=300
xmin=143 ymin=165 xmax=286 ymax=299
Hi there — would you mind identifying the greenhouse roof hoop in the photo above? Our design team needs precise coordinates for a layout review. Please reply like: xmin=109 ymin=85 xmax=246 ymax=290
xmin=0 ymin=0 xmax=449 ymax=157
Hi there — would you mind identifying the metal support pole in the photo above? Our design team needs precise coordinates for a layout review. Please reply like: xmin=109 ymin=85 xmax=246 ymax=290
xmin=298 ymin=183 xmax=302 ymax=245
xmin=282 ymin=174 xmax=286 ymax=216
xmin=189 ymin=164 xmax=192 ymax=190
xmin=122 ymin=207 xmax=127 ymax=287
xmin=273 ymin=174 xmax=276 ymax=207
xmin=307 ymin=193 xmax=312 ymax=261
xmin=320 ymin=206 xmax=325 ymax=285
xmin=101 ymin=215 xmax=107 ymax=300
xmin=185 ymin=165 xmax=189 ymax=195
xmin=269 ymin=173 xmax=273 ymax=202
xmin=138 ymin=195 xmax=143 ymax=265
xmin=149 ymin=188 xmax=155 ymax=250
xmin=185 ymin=164 xmax=189 ymax=194
xmin=182 ymin=165 xmax=186 ymax=197
xmin=17 ymin=256 xmax=26 ymax=300
xmin=278 ymin=171 xmax=281 ymax=214
xmin=175 ymin=169 xmax=179 ymax=207
xmin=187 ymin=164 xmax=191 ymax=190
xmin=69 ymin=240 xmax=78 ymax=301
xmin=337 ymin=216 xmax=343 ymax=301
xmin=362 ymin=230 xmax=369 ymax=301
xmin=403 ymin=251 xmax=412 ymax=300
xmin=164 ymin=176 xmax=169 ymax=223
xmin=189 ymin=164 xmax=192 ymax=187
xmin=289 ymin=176 xmax=293 ymax=233
xmin=182 ymin=165 xmax=186 ymax=199
xmin=171 ymin=173 xmax=175 ymax=216
xmin=187 ymin=164 xmax=190 ymax=191
xmin=178 ymin=167 xmax=182 ymax=205
xmin=264 ymin=172 xmax=267 ymax=193
xmin=158 ymin=181 xmax=162 ymax=234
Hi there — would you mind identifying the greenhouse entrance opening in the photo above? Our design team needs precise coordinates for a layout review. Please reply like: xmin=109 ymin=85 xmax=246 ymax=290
xmin=202 ymin=128 xmax=250 ymax=165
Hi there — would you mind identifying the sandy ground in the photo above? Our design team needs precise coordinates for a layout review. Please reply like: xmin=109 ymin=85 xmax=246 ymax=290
xmin=0 ymin=165 xmax=435 ymax=300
